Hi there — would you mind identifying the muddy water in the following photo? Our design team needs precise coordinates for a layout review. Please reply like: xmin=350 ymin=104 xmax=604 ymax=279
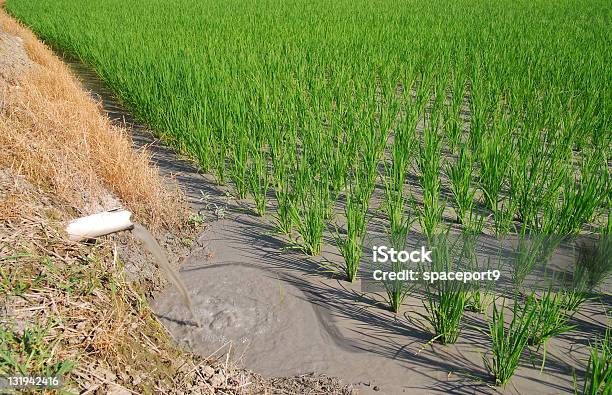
xmin=131 ymin=223 xmax=194 ymax=318
xmin=152 ymin=215 xmax=605 ymax=394
xmin=65 ymin=59 xmax=605 ymax=394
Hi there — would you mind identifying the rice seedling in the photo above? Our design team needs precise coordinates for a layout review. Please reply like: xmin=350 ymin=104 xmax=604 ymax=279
xmin=289 ymin=167 xmax=331 ymax=256
xmin=493 ymin=196 xmax=518 ymax=238
xmin=248 ymin=147 xmax=270 ymax=216
xmin=417 ymin=116 xmax=445 ymax=240
xmin=383 ymin=120 xmax=416 ymax=249
xmin=512 ymin=235 xmax=550 ymax=289
xmin=484 ymin=297 xmax=537 ymax=386
xmin=326 ymin=136 xmax=351 ymax=200
xmin=333 ymin=171 xmax=371 ymax=282
xmin=443 ymin=69 xmax=467 ymax=154
xmin=478 ymin=112 xmax=513 ymax=212
xmin=381 ymin=264 xmax=413 ymax=314
xmin=576 ymin=233 xmax=612 ymax=293
xmin=568 ymin=228 xmax=612 ymax=312
xmin=379 ymin=228 xmax=415 ymax=313
xmin=468 ymin=289 xmax=496 ymax=315
xmin=270 ymin=156 xmax=294 ymax=236
xmin=466 ymin=257 xmax=497 ymax=314
xmin=446 ymin=144 xmax=476 ymax=225
xmin=423 ymin=280 xmax=469 ymax=345
xmin=463 ymin=207 xmax=486 ymax=238
xmin=9 ymin=0 xmax=607 ymax=243
xmin=269 ymin=127 xmax=298 ymax=235
xmin=548 ymin=153 xmax=608 ymax=236
xmin=380 ymin=123 xmax=417 ymax=309
xmin=211 ymin=128 xmax=227 ymax=186
xmin=509 ymin=129 xmax=570 ymax=231
xmin=574 ymin=327 xmax=611 ymax=395
xmin=420 ymin=233 xmax=468 ymax=344
xmin=228 ymin=127 xmax=250 ymax=200
xmin=273 ymin=181 xmax=295 ymax=236
xmin=526 ymin=289 xmax=577 ymax=371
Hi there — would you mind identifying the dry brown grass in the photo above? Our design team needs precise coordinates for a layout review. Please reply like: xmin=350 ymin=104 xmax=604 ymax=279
xmin=0 ymin=170 xmax=238 ymax=394
xmin=0 ymin=5 xmax=202 ymax=393
xmin=0 ymin=6 xmax=187 ymax=231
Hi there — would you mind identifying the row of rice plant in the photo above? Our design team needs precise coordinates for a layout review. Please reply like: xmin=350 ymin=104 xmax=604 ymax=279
xmin=7 ymin=0 xmax=610 ymax=389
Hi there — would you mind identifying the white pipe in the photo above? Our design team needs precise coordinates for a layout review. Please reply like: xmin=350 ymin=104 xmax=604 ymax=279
xmin=66 ymin=209 xmax=133 ymax=241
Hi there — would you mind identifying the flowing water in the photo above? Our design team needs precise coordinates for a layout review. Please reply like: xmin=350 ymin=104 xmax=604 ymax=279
xmin=131 ymin=223 xmax=196 ymax=323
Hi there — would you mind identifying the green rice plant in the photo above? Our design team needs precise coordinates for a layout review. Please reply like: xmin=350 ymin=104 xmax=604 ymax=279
xmin=381 ymin=257 xmax=413 ymax=313
xmin=484 ymin=297 xmax=536 ymax=386
xmin=564 ymin=289 xmax=588 ymax=314
xmin=466 ymin=257 xmax=497 ymax=314
xmin=333 ymin=172 xmax=370 ymax=282
xmin=228 ymin=127 xmax=250 ymax=199
xmin=211 ymin=127 xmax=227 ymax=185
xmin=421 ymin=234 xmax=468 ymax=344
xmin=568 ymin=228 xmax=612 ymax=312
xmin=467 ymin=76 xmax=488 ymax=155
xmin=248 ymin=147 xmax=270 ymax=216
xmin=509 ymin=128 xmax=570 ymax=231
xmin=382 ymin=129 xmax=416 ymax=309
xmin=493 ymin=196 xmax=518 ymax=238
xmin=8 ymin=0 xmax=611 ymax=318
xmin=269 ymin=128 xmax=297 ymax=235
xmin=446 ymin=144 xmax=476 ymax=225
xmin=464 ymin=206 xmax=486 ymax=234
xmin=543 ymin=153 xmax=608 ymax=236
xmin=576 ymin=232 xmax=612 ymax=292
xmin=273 ymin=179 xmax=294 ymax=236
xmin=574 ymin=328 xmax=611 ymax=395
xmin=334 ymin=198 xmax=367 ymax=282
xmin=417 ymin=119 xmax=445 ymax=240
xmin=422 ymin=276 xmax=468 ymax=344
xmin=289 ymin=169 xmax=330 ymax=256
xmin=444 ymin=70 xmax=467 ymax=153
xmin=463 ymin=230 xmax=496 ymax=316
xmin=383 ymin=121 xmax=416 ymax=249
xmin=468 ymin=289 xmax=495 ymax=314
xmin=527 ymin=290 xmax=577 ymax=345
xmin=327 ymin=135 xmax=351 ymax=199
xmin=478 ymin=114 xmax=513 ymax=212
xmin=526 ymin=289 xmax=577 ymax=371
xmin=512 ymin=235 xmax=550 ymax=289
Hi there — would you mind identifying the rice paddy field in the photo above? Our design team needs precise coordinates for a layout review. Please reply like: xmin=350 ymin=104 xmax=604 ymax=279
xmin=5 ymin=0 xmax=611 ymax=392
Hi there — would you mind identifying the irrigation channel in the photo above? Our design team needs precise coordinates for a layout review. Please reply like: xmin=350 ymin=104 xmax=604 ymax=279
xmin=65 ymin=57 xmax=608 ymax=394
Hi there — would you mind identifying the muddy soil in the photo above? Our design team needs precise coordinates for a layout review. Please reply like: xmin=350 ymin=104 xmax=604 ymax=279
xmin=151 ymin=212 xmax=608 ymax=394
